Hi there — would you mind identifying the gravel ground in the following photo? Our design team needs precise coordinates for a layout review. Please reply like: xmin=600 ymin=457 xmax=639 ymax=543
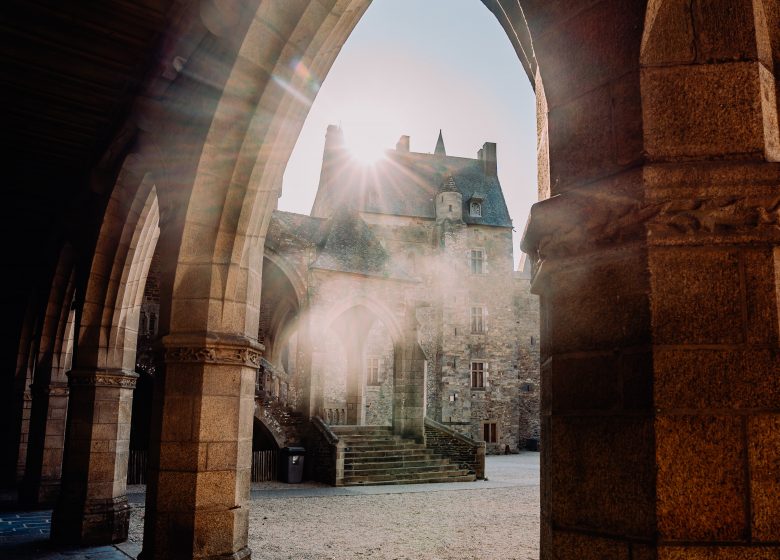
xmin=128 ymin=454 xmax=539 ymax=560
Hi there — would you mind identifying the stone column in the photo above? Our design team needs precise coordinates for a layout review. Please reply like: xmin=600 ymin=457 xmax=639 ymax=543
xmin=51 ymin=368 xmax=137 ymax=545
xmin=392 ymin=309 xmax=426 ymax=442
xmin=20 ymin=380 xmax=69 ymax=506
xmin=15 ymin=385 xmax=33 ymax=483
xmin=141 ymin=333 xmax=259 ymax=560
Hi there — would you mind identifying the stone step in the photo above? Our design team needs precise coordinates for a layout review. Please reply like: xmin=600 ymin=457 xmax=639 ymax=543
xmin=344 ymin=465 xmax=460 ymax=477
xmin=344 ymin=458 xmax=450 ymax=470
xmin=342 ymin=473 xmax=476 ymax=486
xmin=343 ymin=441 xmax=424 ymax=450
xmin=343 ymin=449 xmax=432 ymax=460
xmin=330 ymin=426 xmax=393 ymax=435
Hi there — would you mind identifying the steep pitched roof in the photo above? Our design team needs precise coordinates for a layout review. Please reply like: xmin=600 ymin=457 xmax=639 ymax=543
xmin=360 ymin=151 xmax=512 ymax=227
xmin=310 ymin=209 xmax=416 ymax=280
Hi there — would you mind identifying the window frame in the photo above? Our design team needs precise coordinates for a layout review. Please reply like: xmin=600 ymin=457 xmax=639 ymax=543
xmin=469 ymin=201 xmax=482 ymax=217
xmin=482 ymin=421 xmax=498 ymax=443
xmin=366 ymin=356 xmax=382 ymax=386
xmin=471 ymin=361 xmax=486 ymax=389
xmin=470 ymin=305 xmax=487 ymax=334
xmin=469 ymin=248 xmax=486 ymax=275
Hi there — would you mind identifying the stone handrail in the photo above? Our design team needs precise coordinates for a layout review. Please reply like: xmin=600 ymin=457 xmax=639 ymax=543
xmin=424 ymin=417 xmax=486 ymax=479
xmin=302 ymin=416 xmax=344 ymax=485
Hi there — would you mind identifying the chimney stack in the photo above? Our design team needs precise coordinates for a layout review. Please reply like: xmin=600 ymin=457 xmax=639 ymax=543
xmin=396 ymin=135 xmax=410 ymax=153
xmin=324 ymin=124 xmax=346 ymax=156
xmin=479 ymin=142 xmax=497 ymax=176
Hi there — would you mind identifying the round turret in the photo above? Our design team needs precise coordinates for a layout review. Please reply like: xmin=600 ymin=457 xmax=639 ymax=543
xmin=435 ymin=190 xmax=463 ymax=222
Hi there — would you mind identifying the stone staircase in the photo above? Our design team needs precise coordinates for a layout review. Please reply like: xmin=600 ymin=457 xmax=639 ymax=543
xmin=330 ymin=425 xmax=476 ymax=486
xmin=255 ymin=398 xmax=307 ymax=448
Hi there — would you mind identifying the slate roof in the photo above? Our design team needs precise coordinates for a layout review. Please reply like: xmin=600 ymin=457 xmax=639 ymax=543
xmin=268 ymin=209 xmax=416 ymax=281
xmin=325 ymin=150 xmax=513 ymax=228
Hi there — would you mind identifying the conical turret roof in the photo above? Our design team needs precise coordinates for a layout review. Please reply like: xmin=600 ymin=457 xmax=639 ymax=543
xmin=434 ymin=129 xmax=446 ymax=156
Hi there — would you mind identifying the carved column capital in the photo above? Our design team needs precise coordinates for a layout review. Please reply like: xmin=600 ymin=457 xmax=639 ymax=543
xmin=162 ymin=332 xmax=264 ymax=368
xmin=521 ymin=177 xmax=780 ymax=289
xmin=67 ymin=369 xmax=139 ymax=389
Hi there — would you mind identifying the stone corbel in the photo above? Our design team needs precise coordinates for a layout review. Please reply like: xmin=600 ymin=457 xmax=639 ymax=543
xmin=520 ymin=191 xmax=654 ymax=290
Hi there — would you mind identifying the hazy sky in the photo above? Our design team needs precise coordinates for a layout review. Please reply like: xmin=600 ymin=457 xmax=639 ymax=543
xmin=279 ymin=0 xmax=536 ymax=267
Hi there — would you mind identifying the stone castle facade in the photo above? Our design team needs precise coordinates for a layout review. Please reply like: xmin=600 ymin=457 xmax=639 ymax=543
xmin=258 ymin=126 xmax=540 ymax=453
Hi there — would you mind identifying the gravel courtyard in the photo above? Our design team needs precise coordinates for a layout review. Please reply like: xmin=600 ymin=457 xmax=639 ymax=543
xmin=128 ymin=454 xmax=539 ymax=560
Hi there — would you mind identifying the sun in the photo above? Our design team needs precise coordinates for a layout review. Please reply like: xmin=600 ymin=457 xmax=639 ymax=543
xmin=343 ymin=124 xmax=390 ymax=165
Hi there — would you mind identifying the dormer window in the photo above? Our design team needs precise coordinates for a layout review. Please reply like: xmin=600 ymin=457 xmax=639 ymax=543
xmin=469 ymin=193 xmax=484 ymax=217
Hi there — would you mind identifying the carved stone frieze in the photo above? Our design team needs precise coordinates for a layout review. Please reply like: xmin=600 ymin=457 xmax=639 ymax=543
xmin=67 ymin=369 xmax=139 ymax=389
xmin=165 ymin=345 xmax=263 ymax=368
xmin=30 ymin=381 xmax=70 ymax=398
xmin=522 ymin=192 xmax=780 ymax=271
xmin=648 ymin=195 xmax=780 ymax=239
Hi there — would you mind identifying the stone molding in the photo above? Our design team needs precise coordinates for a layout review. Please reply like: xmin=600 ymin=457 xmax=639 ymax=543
xmin=162 ymin=333 xmax=265 ymax=368
xmin=521 ymin=191 xmax=780 ymax=267
xmin=165 ymin=345 xmax=263 ymax=367
xmin=67 ymin=369 xmax=138 ymax=389
xmin=30 ymin=381 xmax=69 ymax=398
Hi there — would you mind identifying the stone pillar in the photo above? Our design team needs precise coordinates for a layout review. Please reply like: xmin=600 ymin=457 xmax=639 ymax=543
xmin=141 ymin=334 xmax=259 ymax=560
xmin=392 ymin=309 xmax=426 ymax=442
xmin=20 ymin=380 xmax=69 ymax=506
xmin=15 ymin=385 xmax=33 ymax=483
xmin=51 ymin=368 xmax=137 ymax=545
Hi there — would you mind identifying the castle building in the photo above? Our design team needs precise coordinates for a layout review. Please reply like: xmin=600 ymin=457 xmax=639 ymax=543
xmin=259 ymin=126 xmax=540 ymax=453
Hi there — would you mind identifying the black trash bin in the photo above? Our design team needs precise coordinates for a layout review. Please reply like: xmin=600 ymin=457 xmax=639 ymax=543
xmin=279 ymin=446 xmax=305 ymax=483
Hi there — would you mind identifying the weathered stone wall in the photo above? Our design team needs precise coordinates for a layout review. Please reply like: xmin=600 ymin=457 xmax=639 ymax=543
xmin=363 ymin=319 xmax=393 ymax=425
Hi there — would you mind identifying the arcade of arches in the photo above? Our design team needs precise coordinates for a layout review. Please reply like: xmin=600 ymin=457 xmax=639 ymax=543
xmin=3 ymin=1 xmax=780 ymax=559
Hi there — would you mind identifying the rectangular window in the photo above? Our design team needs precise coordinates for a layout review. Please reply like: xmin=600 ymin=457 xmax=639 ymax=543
xmin=471 ymin=361 xmax=485 ymax=388
xmin=470 ymin=306 xmax=485 ymax=333
xmin=470 ymin=249 xmax=484 ymax=274
xmin=367 ymin=357 xmax=381 ymax=385
xmin=483 ymin=422 xmax=497 ymax=443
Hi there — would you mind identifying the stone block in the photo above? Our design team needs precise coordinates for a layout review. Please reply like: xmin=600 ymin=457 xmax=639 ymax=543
xmin=620 ymin=350 xmax=654 ymax=410
xmin=199 ymin=396 xmax=240 ymax=441
xmin=194 ymin=470 xmax=238 ymax=509
xmin=550 ymin=353 xmax=621 ymax=413
xmin=551 ymin=531 xmax=629 ymax=560
xmin=640 ymin=0 xmax=695 ymax=66
xmin=550 ymin=415 xmax=655 ymax=537
xmin=156 ymin=471 xmax=196 ymax=512
xmin=205 ymin=441 xmax=238 ymax=470
xmin=160 ymin=396 xmax=194 ymax=441
xmin=650 ymin=248 xmax=743 ymax=345
xmin=748 ymin=414 xmax=780 ymax=541
xmin=744 ymin=249 xmax=780 ymax=344
xmin=548 ymin=251 xmax=651 ymax=353
xmin=692 ymin=0 xmax=758 ymax=62
xmin=655 ymin=349 xmax=780 ymax=410
xmin=533 ymin=0 xmax=644 ymax=108
xmin=548 ymin=84 xmax=615 ymax=192
xmin=642 ymin=63 xmax=766 ymax=160
xmin=656 ymin=415 xmax=746 ymax=541
xmin=658 ymin=546 xmax=779 ymax=559
xmin=159 ymin=441 xmax=205 ymax=472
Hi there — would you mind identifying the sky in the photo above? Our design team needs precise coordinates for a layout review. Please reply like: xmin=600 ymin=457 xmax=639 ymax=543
xmin=279 ymin=0 xmax=537 ymax=268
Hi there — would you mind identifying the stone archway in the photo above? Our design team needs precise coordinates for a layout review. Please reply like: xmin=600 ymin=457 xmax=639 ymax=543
xmin=30 ymin=1 xmax=779 ymax=558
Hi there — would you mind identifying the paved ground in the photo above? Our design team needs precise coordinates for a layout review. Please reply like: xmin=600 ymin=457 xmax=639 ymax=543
xmin=2 ymin=453 xmax=540 ymax=560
